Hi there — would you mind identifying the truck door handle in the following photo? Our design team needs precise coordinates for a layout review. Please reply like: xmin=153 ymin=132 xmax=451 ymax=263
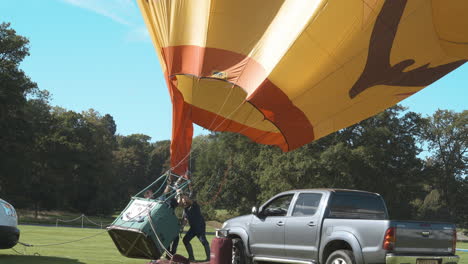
xmin=308 ymin=221 xmax=316 ymax=227
xmin=276 ymin=221 xmax=284 ymax=226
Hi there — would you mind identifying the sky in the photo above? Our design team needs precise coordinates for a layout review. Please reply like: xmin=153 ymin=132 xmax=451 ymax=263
xmin=1 ymin=0 xmax=467 ymax=143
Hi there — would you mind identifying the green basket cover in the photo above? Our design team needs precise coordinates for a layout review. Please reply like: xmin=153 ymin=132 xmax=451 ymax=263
xmin=107 ymin=197 xmax=180 ymax=259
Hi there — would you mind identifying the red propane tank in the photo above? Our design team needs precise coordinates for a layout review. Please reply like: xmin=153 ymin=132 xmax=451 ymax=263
xmin=210 ymin=237 xmax=232 ymax=264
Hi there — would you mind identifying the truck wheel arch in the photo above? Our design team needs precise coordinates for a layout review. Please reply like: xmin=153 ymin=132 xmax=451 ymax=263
xmin=227 ymin=227 xmax=252 ymax=257
xmin=320 ymin=232 xmax=364 ymax=264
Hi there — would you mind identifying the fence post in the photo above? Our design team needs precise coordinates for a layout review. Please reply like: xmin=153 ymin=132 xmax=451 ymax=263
xmin=56 ymin=219 xmax=58 ymax=228
xmin=81 ymin=214 xmax=84 ymax=228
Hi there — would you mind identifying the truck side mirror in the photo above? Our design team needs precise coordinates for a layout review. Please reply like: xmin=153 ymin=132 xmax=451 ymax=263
xmin=252 ymin=206 xmax=258 ymax=216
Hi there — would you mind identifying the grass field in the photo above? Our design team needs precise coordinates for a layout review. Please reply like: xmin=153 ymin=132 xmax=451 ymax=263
xmin=0 ymin=225 xmax=214 ymax=264
xmin=1 ymin=225 xmax=467 ymax=264
xmin=458 ymin=242 xmax=468 ymax=264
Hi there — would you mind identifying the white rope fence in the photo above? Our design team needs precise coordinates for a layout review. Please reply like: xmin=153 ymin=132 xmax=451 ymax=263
xmin=55 ymin=214 xmax=112 ymax=229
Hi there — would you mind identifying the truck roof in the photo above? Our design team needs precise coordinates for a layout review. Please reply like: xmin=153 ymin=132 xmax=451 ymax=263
xmin=280 ymin=188 xmax=381 ymax=196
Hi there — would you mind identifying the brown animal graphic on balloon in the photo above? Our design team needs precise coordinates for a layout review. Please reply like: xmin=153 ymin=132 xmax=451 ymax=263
xmin=349 ymin=0 xmax=466 ymax=99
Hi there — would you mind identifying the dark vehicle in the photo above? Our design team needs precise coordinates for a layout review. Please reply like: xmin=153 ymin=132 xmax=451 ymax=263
xmin=223 ymin=189 xmax=459 ymax=264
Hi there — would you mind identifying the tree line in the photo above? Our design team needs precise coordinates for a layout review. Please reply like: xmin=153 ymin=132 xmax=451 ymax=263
xmin=1 ymin=23 xmax=467 ymax=227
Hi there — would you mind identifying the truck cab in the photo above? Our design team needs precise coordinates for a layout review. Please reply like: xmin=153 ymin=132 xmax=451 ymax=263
xmin=0 ymin=199 xmax=20 ymax=249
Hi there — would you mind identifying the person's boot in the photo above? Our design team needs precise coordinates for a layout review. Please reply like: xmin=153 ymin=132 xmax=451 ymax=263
xmin=203 ymin=243 xmax=211 ymax=261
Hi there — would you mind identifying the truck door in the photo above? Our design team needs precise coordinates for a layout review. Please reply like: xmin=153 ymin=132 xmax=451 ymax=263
xmin=250 ymin=194 xmax=294 ymax=258
xmin=285 ymin=192 xmax=324 ymax=260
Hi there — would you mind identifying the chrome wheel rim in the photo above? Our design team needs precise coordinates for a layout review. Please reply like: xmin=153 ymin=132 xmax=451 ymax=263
xmin=232 ymin=244 xmax=241 ymax=264
xmin=332 ymin=257 xmax=348 ymax=264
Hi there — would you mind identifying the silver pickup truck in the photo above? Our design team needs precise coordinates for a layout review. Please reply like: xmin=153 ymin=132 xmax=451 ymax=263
xmin=222 ymin=189 xmax=459 ymax=264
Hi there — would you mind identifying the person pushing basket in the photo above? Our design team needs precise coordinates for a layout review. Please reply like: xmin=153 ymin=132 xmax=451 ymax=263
xmin=177 ymin=193 xmax=210 ymax=262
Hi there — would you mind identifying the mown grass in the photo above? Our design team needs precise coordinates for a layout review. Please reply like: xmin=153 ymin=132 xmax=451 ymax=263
xmin=0 ymin=225 xmax=214 ymax=264
xmin=1 ymin=225 xmax=466 ymax=264
xmin=458 ymin=242 xmax=468 ymax=264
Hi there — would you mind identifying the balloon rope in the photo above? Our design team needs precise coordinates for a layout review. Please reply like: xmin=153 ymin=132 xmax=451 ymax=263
xmin=169 ymin=96 xmax=258 ymax=173
xmin=205 ymin=80 xmax=238 ymax=131
xmin=199 ymin=165 xmax=230 ymax=206
xmin=169 ymin=113 xmax=262 ymax=174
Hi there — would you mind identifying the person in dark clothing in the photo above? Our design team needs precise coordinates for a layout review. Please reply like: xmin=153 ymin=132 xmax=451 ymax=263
xmin=179 ymin=195 xmax=210 ymax=262
xmin=160 ymin=188 xmax=182 ymax=259
xmin=167 ymin=197 xmax=181 ymax=258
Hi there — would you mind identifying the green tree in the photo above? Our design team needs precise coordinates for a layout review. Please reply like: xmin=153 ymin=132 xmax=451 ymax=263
xmin=0 ymin=22 xmax=38 ymax=203
xmin=23 ymin=91 xmax=56 ymax=217
xmin=148 ymin=140 xmax=171 ymax=178
xmin=253 ymin=106 xmax=425 ymax=220
xmin=421 ymin=110 xmax=467 ymax=218
xmin=411 ymin=189 xmax=450 ymax=221
xmin=81 ymin=110 xmax=117 ymax=214
xmin=193 ymin=133 xmax=262 ymax=216
xmin=331 ymin=107 xmax=425 ymax=219
xmin=38 ymin=108 xmax=118 ymax=214
xmin=113 ymin=134 xmax=153 ymax=205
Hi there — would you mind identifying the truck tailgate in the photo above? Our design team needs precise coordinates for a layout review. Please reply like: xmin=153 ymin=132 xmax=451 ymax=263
xmin=393 ymin=221 xmax=455 ymax=255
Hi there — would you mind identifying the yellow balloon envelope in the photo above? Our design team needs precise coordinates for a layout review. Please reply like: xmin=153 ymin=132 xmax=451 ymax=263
xmin=137 ymin=0 xmax=467 ymax=175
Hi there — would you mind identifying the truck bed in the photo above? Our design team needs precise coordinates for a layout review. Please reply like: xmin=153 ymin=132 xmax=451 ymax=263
xmin=321 ymin=219 xmax=456 ymax=264
xmin=392 ymin=221 xmax=455 ymax=255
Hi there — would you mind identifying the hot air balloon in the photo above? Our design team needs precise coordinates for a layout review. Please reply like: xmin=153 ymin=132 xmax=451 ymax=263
xmin=107 ymin=0 xmax=468 ymax=260
xmin=136 ymin=0 xmax=467 ymax=177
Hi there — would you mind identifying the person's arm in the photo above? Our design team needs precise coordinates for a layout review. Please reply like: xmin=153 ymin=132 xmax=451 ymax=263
xmin=196 ymin=203 xmax=206 ymax=225
xmin=182 ymin=209 xmax=190 ymax=226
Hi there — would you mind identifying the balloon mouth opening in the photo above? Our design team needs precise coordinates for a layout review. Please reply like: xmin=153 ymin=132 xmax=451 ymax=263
xmin=170 ymin=74 xmax=291 ymax=152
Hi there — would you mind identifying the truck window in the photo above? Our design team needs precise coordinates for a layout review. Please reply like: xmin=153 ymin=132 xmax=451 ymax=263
xmin=292 ymin=193 xmax=322 ymax=216
xmin=262 ymin=194 xmax=294 ymax=217
xmin=328 ymin=192 xmax=387 ymax=220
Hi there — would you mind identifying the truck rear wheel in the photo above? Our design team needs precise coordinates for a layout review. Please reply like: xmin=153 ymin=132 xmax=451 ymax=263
xmin=326 ymin=250 xmax=356 ymax=264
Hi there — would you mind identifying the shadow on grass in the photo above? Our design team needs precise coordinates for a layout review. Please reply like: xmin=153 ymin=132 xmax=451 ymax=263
xmin=0 ymin=254 xmax=85 ymax=264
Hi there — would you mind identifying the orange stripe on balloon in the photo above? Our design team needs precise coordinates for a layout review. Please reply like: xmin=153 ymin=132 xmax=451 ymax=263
xmin=165 ymin=75 xmax=193 ymax=176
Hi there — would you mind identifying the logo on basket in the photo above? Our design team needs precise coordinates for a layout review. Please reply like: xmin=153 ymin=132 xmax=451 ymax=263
xmin=421 ymin=231 xmax=431 ymax=237
xmin=122 ymin=200 xmax=155 ymax=222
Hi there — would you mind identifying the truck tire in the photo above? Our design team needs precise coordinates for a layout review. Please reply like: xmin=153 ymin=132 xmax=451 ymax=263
xmin=232 ymin=238 xmax=251 ymax=264
xmin=326 ymin=250 xmax=356 ymax=264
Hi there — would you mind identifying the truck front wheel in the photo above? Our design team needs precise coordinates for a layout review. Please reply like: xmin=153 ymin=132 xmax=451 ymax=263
xmin=232 ymin=238 xmax=251 ymax=264
xmin=326 ymin=250 xmax=356 ymax=264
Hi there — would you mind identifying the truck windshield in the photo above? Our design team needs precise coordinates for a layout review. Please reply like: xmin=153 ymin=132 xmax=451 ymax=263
xmin=327 ymin=192 xmax=388 ymax=220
